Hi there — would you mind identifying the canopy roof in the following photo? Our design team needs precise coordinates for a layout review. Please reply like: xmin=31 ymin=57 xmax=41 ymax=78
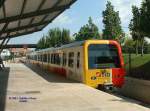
xmin=0 ymin=0 xmax=76 ymax=40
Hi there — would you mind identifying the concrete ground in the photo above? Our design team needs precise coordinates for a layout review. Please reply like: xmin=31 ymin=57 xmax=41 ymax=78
xmin=0 ymin=63 xmax=149 ymax=111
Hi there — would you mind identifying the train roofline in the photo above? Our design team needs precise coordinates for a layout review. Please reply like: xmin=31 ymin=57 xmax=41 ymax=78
xmin=29 ymin=40 xmax=120 ymax=54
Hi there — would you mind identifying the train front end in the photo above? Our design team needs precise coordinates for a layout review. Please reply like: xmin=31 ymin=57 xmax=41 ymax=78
xmin=84 ymin=40 xmax=125 ymax=88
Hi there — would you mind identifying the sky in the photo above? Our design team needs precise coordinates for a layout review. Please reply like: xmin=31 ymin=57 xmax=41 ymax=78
xmin=9 ymin=0 xmax=142 ymax=44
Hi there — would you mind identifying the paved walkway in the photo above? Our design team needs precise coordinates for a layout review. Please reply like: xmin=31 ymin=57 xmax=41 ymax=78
xmin=0 ymin=63 xmax=149 ymax=111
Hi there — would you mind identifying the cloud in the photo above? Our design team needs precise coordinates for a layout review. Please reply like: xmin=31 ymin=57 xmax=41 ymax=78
xmin=108 ymin=0 xmax=141 ymax=30
xmin=52 ymin=13 xmax=73 ymax=25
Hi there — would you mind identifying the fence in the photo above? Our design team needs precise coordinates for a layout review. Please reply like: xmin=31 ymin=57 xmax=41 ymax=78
xmin=122 ymin=46 xmax=150 ymax=80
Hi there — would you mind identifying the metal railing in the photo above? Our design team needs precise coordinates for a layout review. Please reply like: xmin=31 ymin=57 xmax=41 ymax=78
xmin=122 ymin=47 xmax=150 ymax=80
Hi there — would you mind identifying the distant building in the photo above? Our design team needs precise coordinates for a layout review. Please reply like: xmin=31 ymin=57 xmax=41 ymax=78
xmin=9 ymin=48 xmax=31 ymax=57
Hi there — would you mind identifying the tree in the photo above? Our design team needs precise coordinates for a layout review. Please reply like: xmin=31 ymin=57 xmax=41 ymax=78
xmin=102 ymin=1 xmax=124 ymax=44
xmin=140 ymin=0 xmax=150 ymax=37
xmin=129 ymin=6 xmax=141 ymax=55
xmin=129 ymin=1 xmax=150 ymax=56
xmin=140 ymin=0 xmax=150 ymax=55
xmin=75 ymin=17 xmax=100 ymax=41
xmin=37 ymin=36 xmax=46 ymax=49
xmin=62 ymin=29 xmax=71 ymax=44
xmin=36 ymin=28 xmax=71 ymax=50
xmin=123 ymin=38 xmax=136 ymax=53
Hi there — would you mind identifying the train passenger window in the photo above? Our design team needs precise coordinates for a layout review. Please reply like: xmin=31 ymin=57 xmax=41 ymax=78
xmin=51 ymin=54 xmax=54 ymax=64
xmin=43 ymin=54 xmax=45 ymax=62
xmin=68 ymin=52 xmax=74 ymax=68
xmin=35 ymin=55 xmax=37 ymax=60
xmin=52 ymin=54 xmax=54 ymax=63
xmin=52 ymin=54 xmax=60 ymax=65
xmin=54 ymin=54 xmax=57 ymax=64
xmin=48 ymin=54 xmax=51 ymax=63
xmin=58 ymin=54 xmax=61 ymax=65
xmin=63 ymin=53 xmax=67 ymax=66
xmin=38 ymin=55 xmax=40 ymax=61
xmin=40 ymin=55 xmax=42 ymax=62
xmin=37 ymin=55 xmax=39 ymax=61
xmin=44 ymin=54 xmax=47 ymax=62
xmin=77 ymin=52 xmax=80 ymax=68
xmin=54 ymin=54 xmax=56 ymax=64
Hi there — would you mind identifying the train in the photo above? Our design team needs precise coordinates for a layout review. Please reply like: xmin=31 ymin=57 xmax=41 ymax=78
xmin=26 ymin=40 xmax=125 ymax=88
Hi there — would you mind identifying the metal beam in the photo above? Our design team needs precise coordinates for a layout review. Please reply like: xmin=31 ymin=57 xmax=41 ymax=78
xmin=18 ymin=0 xmax=27 ymax=27
xmin=2 ymin=3 xmax=6 ymax=18
xmin=0 ymin=0 xmax=5 ymax=8
xmin=0 ymin=22 xmax=9 ymax=37
xmin=42 ymin=7 xmax=69 ymax=29
xmin=0 ymin=0 xmax=77 ymax=40
xmin=0 ymin=5 xmax=70 ymax=24
xmin=29 ymin=0 xmax=46 ymax=25
xmin=0 ymin=37 xmax=10 ymax=53
xmin=39 ymin=0 xmax=62 ymax=24
xmin=0 ymin=37 xmax=7 ymax=53
xmin=0 ymin=29 xmax=41 ymax=40
xmin=39 ymin=0 xmax=77 ymax=29
xmin=0 ymin=20 xmax=50 ymax=34
xmin=5 ymin=37 xmax=10 ymax=45
xmin=3 ymin=44 xmax=37 ymax=49
xmin=0 ymin=38 xmax=6 ymax=47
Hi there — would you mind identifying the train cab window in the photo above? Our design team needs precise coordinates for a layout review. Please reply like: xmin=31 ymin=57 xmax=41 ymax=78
xmin=63 ymin=53 xmax=67 ymax=66
xmin=68 ymin=52 xmax=74 ymax=68
xmin=88 ymin=44 xmax=121 ymax=69
xmin=77 ymin=52 xmax=80 ymax=68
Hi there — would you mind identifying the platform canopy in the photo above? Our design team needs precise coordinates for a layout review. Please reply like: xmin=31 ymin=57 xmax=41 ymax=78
xmin=0 ymin=0 xmax=76 ymax=40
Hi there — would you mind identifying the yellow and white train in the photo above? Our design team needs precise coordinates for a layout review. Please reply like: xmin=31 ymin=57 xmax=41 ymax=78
xmin=27 ymin=40 xmax=125 ymax=88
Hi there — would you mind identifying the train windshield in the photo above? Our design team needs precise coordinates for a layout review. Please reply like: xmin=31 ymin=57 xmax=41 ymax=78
xmin=88 ymin=44 xmax=121 ymax=69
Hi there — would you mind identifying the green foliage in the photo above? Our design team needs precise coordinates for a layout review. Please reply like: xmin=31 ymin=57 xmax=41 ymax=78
xmin=124 ymin=39 xmax=135 ymax=48
xmin=62 ymin=29 xmax=71 ymax=44
xmin=140 ymin=0 xmax=150 ymax=36
xmin=37 ymin=36 xmax=46 ymax=49
xmin=129 ymin=6 xmax=139 ymax=55
xmin=122 ymin=38 xmax=150 ymax=54
xmin=123 ymin=54 xmax=150 ymax=80
xmin=122 ymin=38 xmax=135 ymax=53
xmin=37 ymin=28 xmax=71 ymax=49
xmin=129 ymin=1 xmax=150 ymax=55
xmin=102 ymin=1 xmax=124 ymax=43
xmin=129 ymin=6 xmax=141 ymax=41
xmin=75 ymin=17 xmax=101 ymax=41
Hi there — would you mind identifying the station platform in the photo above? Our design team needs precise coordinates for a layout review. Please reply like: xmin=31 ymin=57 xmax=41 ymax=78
xmin=0 ymin=63 xmax=149 ymax=111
